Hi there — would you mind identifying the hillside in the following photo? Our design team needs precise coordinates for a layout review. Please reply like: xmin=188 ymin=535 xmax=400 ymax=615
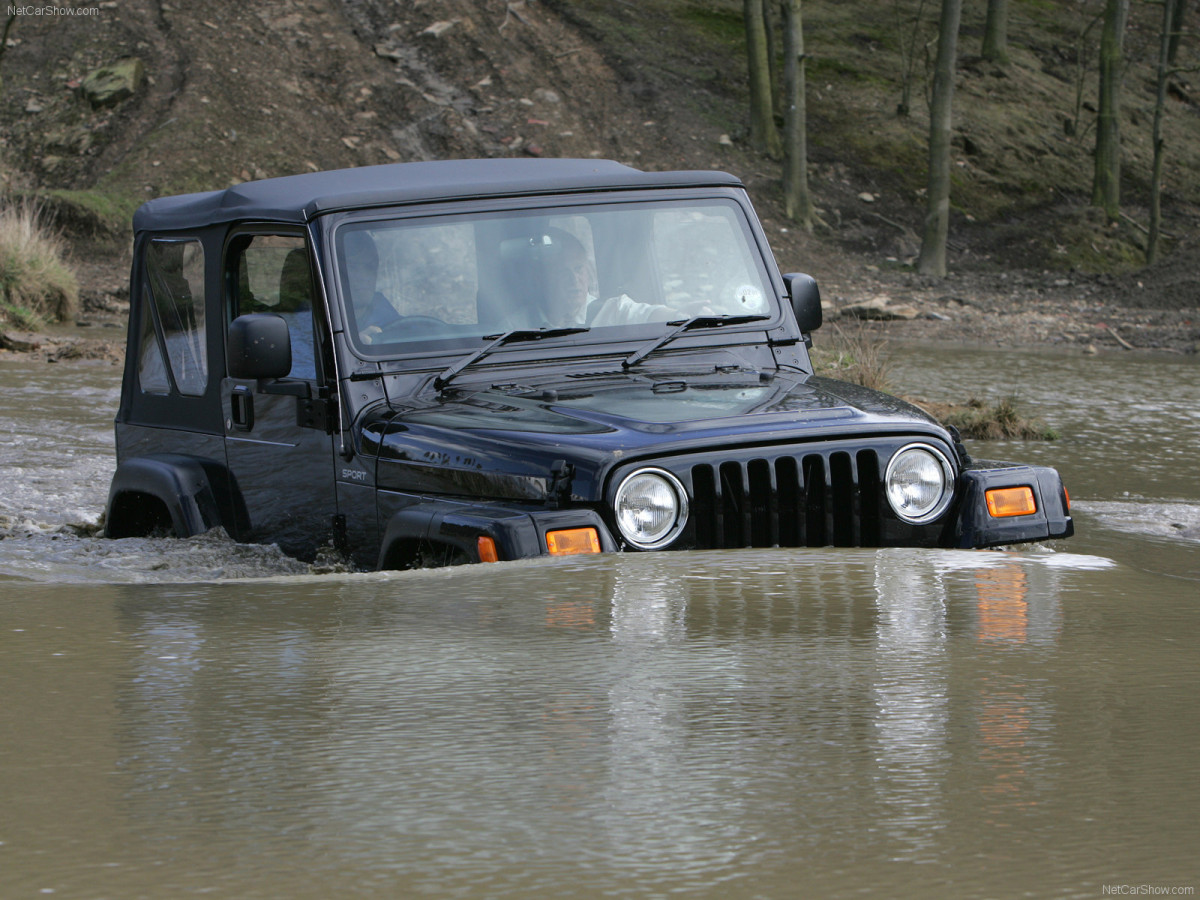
xmin=2 ymin=0 xmax=1198 ymax=352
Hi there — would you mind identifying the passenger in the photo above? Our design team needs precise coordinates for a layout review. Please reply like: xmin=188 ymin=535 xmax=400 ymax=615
xmin=537 ymin=231 xmax=676 ymax=328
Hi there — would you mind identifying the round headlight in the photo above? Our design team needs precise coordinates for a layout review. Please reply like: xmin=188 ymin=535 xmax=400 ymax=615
xmin=885 ymin=444 xmax=955 ymax=524
xmin=613 ymin=468 xmax=689 ymax=550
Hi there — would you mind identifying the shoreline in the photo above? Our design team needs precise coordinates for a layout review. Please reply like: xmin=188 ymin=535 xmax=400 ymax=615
xmin=2 ymin=301 xmax=1196 ymax=367
xmin=3 ymin=253 xmax=1197 ymax=364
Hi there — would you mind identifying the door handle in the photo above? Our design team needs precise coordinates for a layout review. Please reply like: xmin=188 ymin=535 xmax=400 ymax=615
xmin=231 ymin=384 xmax=254 ymax=431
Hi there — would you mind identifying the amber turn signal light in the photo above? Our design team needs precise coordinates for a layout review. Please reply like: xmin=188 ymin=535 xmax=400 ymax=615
xmin=985 ymin=486 xmax=1037 ymax=518
xmin=477 ymin=535 xmax=500 ymax=563
xmin=546 ymin=527 xmax=601 ymax=556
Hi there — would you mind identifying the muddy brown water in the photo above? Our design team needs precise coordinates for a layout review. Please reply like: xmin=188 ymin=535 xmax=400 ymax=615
xmin=2 ymin=347 xmax=1198 ymax=898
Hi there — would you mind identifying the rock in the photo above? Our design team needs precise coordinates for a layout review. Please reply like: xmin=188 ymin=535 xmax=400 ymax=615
xmin=80 ymin=57 xmax=145 ymax=108
xmin=0 ymin=332 xmax=43 ymax=353
xmin=858 ymin=192 xmax=876 ymax=202
xmin=841 ymin=296 xmax=920 ymax=321
xmin=421 ymin=20 xmax=458 ymax=38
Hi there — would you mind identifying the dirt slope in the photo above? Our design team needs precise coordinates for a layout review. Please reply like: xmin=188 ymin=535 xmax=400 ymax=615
xmin=1 ymin=0 xmax=1197 ymax=353
xmin=2 ymin=0 xmax=716 ymax=196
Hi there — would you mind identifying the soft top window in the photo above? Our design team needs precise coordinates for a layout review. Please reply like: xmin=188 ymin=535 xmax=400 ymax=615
xmin=140 ymin=238 xmax=207 ymax=396
xmin=333 ymin=199 xmax=775 ymax=357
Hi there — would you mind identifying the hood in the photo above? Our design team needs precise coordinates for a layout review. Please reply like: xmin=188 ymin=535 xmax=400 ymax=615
xmin=363 ymin=372 xmax=948 ymax=502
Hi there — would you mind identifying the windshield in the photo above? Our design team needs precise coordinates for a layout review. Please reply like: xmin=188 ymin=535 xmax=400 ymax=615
xmin=332 ymin=198 xmax=777 ymax=356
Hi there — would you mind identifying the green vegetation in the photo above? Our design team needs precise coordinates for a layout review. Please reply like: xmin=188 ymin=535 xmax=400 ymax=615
xmin=676 ymin=5 xmax=744 ymax=44
xmin=38 ymin=188 xmax=141 ymax=239
xmin=933 ymin=395 xmax=1059 ymax=441
xmin=0 ymin=198 xmax=79 ymax=327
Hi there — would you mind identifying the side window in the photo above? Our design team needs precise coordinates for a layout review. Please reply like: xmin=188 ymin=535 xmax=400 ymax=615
xmin=229 ymin=235 xmax=317 ymax=380
xmin=141 ymin=239 xmax=207 ymax=396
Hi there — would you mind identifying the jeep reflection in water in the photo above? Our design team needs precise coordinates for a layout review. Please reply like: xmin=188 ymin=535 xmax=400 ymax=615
xmin=105 ymin=159 xmax=1072 ymax=569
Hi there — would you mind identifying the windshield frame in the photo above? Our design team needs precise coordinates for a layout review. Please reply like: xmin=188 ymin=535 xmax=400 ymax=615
xmin=320 ymin=189 xmax=789 ymax=365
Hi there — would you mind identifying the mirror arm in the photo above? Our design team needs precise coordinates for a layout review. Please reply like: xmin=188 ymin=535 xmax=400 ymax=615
xmin=259 ymin=379 xmax=311 ymax=398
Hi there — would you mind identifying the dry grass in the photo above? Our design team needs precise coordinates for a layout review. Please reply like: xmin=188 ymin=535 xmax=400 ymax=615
xmin=812 ymin=324 xmax=1058 ymax=441
xmin=0 ymin=198 xmax=79 ymax=327
xmin=809 ymin=322 xmax=894 ymax=393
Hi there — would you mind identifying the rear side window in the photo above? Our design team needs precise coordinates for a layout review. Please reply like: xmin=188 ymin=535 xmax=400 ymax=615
xmin=140 ymin=239 xmax=207 ymax=396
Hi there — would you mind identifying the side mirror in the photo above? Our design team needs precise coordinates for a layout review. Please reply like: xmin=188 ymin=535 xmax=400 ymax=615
xmin=784 ymin=272 xmax=822 ymax=333
xmin=228 ymin=313 xmax=292 ymax=380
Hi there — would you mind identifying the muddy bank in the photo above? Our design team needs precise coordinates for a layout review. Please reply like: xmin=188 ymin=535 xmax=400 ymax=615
xmin=2 ymin=287 xmax=1196 ymax=370
xmin=819 ymin=263 xmax=1200 ymax=356
xmin=0 ymin=328 xmax=125 ymax=364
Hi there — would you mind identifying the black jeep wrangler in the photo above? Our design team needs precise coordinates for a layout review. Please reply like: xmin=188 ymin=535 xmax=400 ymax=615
xmin=105 ymin=158 xmax=1072 ymax=569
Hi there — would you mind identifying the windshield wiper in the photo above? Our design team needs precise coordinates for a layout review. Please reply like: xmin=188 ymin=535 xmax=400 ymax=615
xmin=622 ymin=314 xmax=770 ymax=369
xmin=434 ymin=327 xmax=590 ymax=391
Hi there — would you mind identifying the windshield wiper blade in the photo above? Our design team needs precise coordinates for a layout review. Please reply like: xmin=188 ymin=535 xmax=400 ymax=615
xmin=622 ymin=314 xmax=770 ymax=369
xmin=434 ymin=327 xmax=590 ymax=391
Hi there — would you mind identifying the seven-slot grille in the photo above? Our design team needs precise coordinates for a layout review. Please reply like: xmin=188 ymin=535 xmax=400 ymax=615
xmin=686 ymin=447 xmax=885 ymax=549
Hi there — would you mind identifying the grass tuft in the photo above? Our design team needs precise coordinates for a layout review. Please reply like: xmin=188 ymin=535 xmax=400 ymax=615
xmin=810 ymin=322 xmax=894 ymax=393
xmin=922 ymin=395 xmax=1060 ymax=441
xmin=0 ymin=198 xmax=80 ymax=327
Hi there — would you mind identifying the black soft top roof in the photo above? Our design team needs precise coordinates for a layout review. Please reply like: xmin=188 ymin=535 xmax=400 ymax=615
xmin=133 ymin=158 xmax=745 ymax=233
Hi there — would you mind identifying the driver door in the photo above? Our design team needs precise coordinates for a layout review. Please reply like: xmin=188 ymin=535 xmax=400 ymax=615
xmin=221 ymin=230 xmax=339 ymax=560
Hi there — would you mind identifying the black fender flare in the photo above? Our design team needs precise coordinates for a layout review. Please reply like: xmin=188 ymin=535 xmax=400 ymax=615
xmin=377 ymin=500 xmax=616 ymax=569
xmin=105 ymin=453 xmax=247 ymax=539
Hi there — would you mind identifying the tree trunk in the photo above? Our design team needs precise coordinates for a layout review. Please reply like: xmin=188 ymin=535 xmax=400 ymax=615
xmin=916 ymin=0 xmax=963 ymax=277
xmin=0 ymin=11 xmax=19 ymax=98
xmin=895 ymin=0 xmax=932 ymax=117
xmin=981 ymin=0 xmax=1009 ymax=64
xmin=1148 ymin=0 xmax=1175 ymax=264
xmin=763 ymin=0 xmax=781 ymax=118
xmin=744 ymin=0 xmax=782 ymax=158
xmin=1167 ymin=0 xmax=1189 ymax=65
xmin=781 ymin=0 xmax=813 ymax=229
xmin=1091 ymin=0 xmax=1129 ymax=223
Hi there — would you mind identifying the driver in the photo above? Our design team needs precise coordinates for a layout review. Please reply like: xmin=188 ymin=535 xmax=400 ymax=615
xmin=537 ymin=230 xmax=676 ymax=328
xmin=343 ymin=229 xmax=400 ymax=343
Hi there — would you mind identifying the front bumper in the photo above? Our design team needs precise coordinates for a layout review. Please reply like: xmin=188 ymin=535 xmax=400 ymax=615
xmin=377 ymin=458 xmax=1072 ymax=567
xmin=951 ymin=462 xmax=1073 ymax=548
